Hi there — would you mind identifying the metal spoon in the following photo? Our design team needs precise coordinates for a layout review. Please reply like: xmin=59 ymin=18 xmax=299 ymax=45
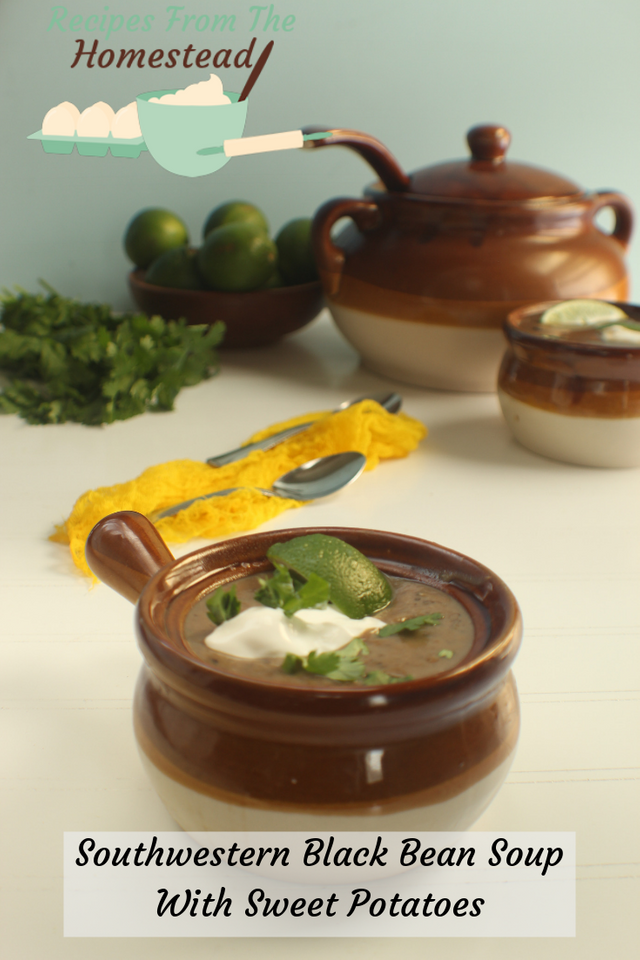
xmin=153 ymin=451 xmax=367 ymax=521
xmin=206 ymin=391 xmax=402 ymax=467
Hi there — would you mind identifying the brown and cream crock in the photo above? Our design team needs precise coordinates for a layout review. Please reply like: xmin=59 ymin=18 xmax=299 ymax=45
xmin=499 ymin=301 xmax=640 ymax=467
xmin=308 ymin=125 xmax=633 ymax=392
xmin=86 ymin=512 xmax=522 ymax=832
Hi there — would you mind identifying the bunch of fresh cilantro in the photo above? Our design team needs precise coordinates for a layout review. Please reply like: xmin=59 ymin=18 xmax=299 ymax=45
xmin=0 ymin=284 xmax=224 ymax=425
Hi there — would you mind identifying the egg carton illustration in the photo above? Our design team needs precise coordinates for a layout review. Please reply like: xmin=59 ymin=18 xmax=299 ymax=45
xmin=29 ymin=72 xmax=330 ymax=176
xmin=28 ymin=129 xmax=147 ymax=159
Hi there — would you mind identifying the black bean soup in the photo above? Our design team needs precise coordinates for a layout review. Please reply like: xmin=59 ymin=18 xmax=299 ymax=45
xmin=183 ymin=573 xmax=475 ymax=687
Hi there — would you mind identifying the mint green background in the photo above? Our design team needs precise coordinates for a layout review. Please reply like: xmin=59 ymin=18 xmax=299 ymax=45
xmin=2 ymin=0 xmax=640 ymax=307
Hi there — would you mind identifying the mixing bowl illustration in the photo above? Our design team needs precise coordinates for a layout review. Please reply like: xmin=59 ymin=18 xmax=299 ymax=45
xmin=136 ymin=89 xmax=248 ymax=177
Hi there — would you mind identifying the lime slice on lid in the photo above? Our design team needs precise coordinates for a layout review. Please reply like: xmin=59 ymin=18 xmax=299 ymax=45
xmin=266 ymin=534 xmax=392 ymax=619
xmin=540 ymin=299 xmax=628 ymax=328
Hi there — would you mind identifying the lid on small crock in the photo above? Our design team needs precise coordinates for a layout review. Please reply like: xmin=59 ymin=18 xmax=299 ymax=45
xmin=408 ymin=125 xmax=584 ymax=201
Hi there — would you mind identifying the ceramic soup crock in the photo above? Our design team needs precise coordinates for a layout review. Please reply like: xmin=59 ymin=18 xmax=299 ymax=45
xmin=499 ymin=301 xmax=640 ymax=467
xmin=307 ymin=125 xmax=633 ymax=392
xmin=86 ymin=512 xmax=522 ymax=832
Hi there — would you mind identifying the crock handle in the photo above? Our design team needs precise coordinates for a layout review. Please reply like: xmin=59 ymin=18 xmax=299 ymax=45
xmin=592 ymin=191 xmax=634 ymax=251
xmin=312 ymin=197 xmax=381 ymax=297
xmin=85 ymin=511 xmax=174 ymax=604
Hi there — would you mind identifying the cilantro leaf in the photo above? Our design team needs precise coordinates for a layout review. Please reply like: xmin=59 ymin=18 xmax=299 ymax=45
xmin=377 ymin=613 xmax=443 ymax=637
xmin=280 ymin=635 xmax=414 ymax=686
xmin=255 ymin=564 xmax=330 ymax=618
xmin=206 ymin=585 xmax=241 ymax=625
xmin=254 ymin=562 xmax=297 ymax=609
xmin=363 ymin=670 xmax=413 ymax=685
xmin=283 ymin=572 xmax=330 ymax=617
xmin=335 ymin=636 xmax=369 ymax=661
xmin=327 ymin=657 xmax=367 ymax=682
xmin=305 ymin=649 xmax=341 ymax=676
xmin=280 ymin=637 xmax=370 ymax=683
xmin=281 ymin=654 xmax=304 ymax=674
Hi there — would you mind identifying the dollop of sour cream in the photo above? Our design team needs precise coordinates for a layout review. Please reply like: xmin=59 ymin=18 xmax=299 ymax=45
xmin=204 ymin=605 xmax=386 ymax=660
xmin=600 ymin=323 xmax=640 ymax=345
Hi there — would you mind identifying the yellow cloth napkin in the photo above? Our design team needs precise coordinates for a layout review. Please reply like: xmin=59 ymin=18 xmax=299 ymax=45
xmin=51 ymin=399 xmax=426 ymax=577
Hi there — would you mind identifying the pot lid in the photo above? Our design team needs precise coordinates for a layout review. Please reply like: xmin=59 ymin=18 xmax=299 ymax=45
xmin=408 ymin=125 xmax=584 ymax=201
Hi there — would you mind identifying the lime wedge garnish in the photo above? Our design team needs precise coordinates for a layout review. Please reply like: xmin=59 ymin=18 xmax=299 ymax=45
xmin=540 ymin=300 xmax=628 ymax=328
xmin=266 ymin=534 xmax=392 ymax=619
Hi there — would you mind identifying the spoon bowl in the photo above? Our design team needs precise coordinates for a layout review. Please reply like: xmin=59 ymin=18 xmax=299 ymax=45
xmin=272 ymin=451 xmax=367 ymax=499
xmin=153 ymin=451 xmax=366 ymax=520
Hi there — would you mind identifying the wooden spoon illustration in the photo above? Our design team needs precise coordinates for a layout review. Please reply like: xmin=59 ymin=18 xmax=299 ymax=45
xmin=238 ymin=40 xmax=274 ymax=102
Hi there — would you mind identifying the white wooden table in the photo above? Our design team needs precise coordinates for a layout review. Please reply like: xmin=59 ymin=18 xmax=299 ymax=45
xmin=1 ymin=312 xmax=638 ymax=958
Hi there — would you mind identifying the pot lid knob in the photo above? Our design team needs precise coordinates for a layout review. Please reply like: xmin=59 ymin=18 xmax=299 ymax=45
xmin=467 ymin=125 xmax=511 ymax=163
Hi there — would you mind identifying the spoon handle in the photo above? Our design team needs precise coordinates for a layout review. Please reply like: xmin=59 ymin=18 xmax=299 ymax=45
xmin=206 ymin=421 xmax=317 ymax=467
xmin=206 ymin=393 xmax=401 ymax=467
xmin=153 ymin=487 xmax=276 ymax=520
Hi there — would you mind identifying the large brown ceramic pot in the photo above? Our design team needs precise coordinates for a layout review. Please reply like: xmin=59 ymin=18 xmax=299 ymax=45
xmin=307 ymin=125 xmax=633 ymax=392
xmin=85 ymin=512 xmax=521 ymax=833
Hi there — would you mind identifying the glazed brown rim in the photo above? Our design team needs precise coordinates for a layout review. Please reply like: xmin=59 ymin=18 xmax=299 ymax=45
xmin=129 ymin=268 xmax=323 ymax=300
xmin=505 ymin=300 xmax=640 ymax=359
xmin=364 ymin=183 xmax=588 ymax=208
xmin=134 ymin=526 xmax=522 ymax=717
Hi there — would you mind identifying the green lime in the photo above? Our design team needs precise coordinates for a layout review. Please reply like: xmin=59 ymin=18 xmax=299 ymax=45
xmin=197 ymin=222 xmax=277 ymax=292
xmin=540 ymin=299 xmax=628 ymax=328
xmin=203 ymin=201 xmax=269 ymax=239
xmin=262 ymin=267 xmax=285 ymax=289
xmin=267 ymin=534 xmax=392 ymax=619
xmin=124 ymin=208 xmax=189 ymax=269
xmin=145 ymin=246 xmax=205 ymax=290
xmin=275 ymin=218 xmax=319 ymax=285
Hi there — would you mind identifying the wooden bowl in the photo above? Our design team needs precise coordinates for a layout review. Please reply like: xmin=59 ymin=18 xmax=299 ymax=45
xmin=128 ymin=269 xmax=325 ymax=349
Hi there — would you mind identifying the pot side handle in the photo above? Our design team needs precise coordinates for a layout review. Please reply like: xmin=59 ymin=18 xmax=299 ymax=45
xmin=312 ymin=197 xmax=381 ymax=297
xmin=85 ymin=511 xmax=174 ymax=604
xmin=592 ymin=191 xmax=634 ymax=251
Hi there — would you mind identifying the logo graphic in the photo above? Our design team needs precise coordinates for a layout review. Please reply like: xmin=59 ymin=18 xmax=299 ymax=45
xmin=29 ymin=39 xmax=329 ymax=177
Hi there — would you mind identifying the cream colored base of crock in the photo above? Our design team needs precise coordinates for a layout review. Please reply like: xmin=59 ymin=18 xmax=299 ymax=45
xmin=138 ymin=745 xmax=516 ymax=833
xmin=499 ymin=390 xmax=640 ymax=468
xmin=328 ymin=303 xmax=505 ymax=392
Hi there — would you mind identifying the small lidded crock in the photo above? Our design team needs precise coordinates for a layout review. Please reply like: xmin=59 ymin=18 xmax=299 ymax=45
xmin=86 ymin=513 xmax=522 ymax=832
xmin=308 ymin=124 xmax=633 ymax=392
xmin=499 ymin=301 xmax=640 ymax=467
